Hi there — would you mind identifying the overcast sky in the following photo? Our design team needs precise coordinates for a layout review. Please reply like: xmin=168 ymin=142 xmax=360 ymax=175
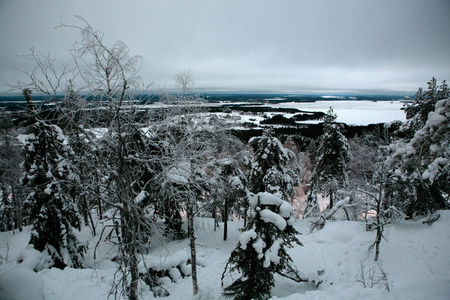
xmin=1 ymin=0 xmax=449 ymax=94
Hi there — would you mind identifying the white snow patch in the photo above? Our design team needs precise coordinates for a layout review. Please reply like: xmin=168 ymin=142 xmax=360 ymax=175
xmin=134 ymin=190 xmax=148 ymax=204
xmin=259 ymin=209 xmax=287 ymax=230
xmin=0 ymin=268 xmax=44 ymax=300
xmin=263 ymin=239 xmax=282 ymax=268
xmin=239 ymin=229 xmax=257 ymax=250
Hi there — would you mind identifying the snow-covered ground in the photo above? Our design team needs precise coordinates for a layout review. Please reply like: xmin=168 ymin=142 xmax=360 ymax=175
xmin=1 ymin=211 xmax=449 ymax=299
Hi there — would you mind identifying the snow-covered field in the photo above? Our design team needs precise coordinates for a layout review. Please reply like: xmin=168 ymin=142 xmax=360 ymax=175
xmin=1 ymin=211 xmax=449 ymax=299
xmin=263 ymin=100 xmax=406 ymax=125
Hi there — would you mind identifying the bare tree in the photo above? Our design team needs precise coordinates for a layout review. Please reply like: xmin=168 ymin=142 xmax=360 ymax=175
xmin=155 ymin=113 xmax=218 ymax=295
xmin=358 ymin=144 xmax=404 ymax=261
xmin=8 ymin=48 xmax=74 ymax=101
xmin=175 ymin=70 xmax=195 ymax=97
xmin=59 ymin=17 xmax=153 ymax=299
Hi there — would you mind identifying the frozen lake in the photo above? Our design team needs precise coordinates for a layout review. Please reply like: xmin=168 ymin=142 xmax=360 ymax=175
xmin=263 ymin=100 xmax=407 ymax=125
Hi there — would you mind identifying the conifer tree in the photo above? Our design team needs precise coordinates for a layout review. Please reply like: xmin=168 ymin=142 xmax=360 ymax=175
xmin=390 ymin=78 xmax=449 ymax=216
xmin=21 ymin=121 xmax=84 ymax=268
xmin=223 ymin=130 xmax=304 ymax=300
xmin=248 ymin=129 xmax=297 ymax=201
xmin=305 ymin=107 xmax=350 ymax=215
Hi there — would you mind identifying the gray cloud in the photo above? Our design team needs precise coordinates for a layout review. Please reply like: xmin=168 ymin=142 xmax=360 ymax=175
xmin=1 ymin=0 xmax=449 ymax=94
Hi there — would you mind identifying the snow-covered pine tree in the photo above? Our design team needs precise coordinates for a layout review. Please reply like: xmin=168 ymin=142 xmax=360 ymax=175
xmin=402 ymin=77 xmax=444 ymax=137
xmin=223 ymin=130 xmax=304 ymax=300
xmin=395 ymin=98 xmax=449 ymax=214
xmin=248 ymin=129 xmax=297 ymax=201
xmin=223 ymin=192 xmax=303 ymax=300
xmin=305 ymin=107 xmax=350 ymax=216
xmin=21 ymin=121 xmax=84 ymax=268
xmin=390 ymin=78 xmax=449 ymax=216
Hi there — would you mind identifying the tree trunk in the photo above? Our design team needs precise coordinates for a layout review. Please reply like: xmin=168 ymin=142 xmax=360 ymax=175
xmin=123 ymin=201 xmax=139 ymax=300
xmin=374 ymin=224 xmax=382 ymax=262
xmin=89 ymin=210 xmax=96 ymax=236
xmin=224 ymin=197 xmax=228 ymax=241
xmin=82 ymin=196 xmax=89 ymax=226
xmin=329 ymin=190 xmax=334 ymax=208
xmin=212 ymin=207 xmax=217 ymax=232
xmin=188 ymin=200 xmax=199 ymax=295
xmin=11 ymin=183 xmax=22 ymax=231
xmin=374 ymin=180 xmax=384 ymax=261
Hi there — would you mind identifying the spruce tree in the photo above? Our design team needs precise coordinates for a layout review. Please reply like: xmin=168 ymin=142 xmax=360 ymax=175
xmin=223 ymin=130 xmax=304 ymax=300
xmin=248 ymin=129 xmax=297 ymax=201
xmin=21 ymin=121 xmax=84 ymax=268
xmin=390 ymin=78 xmax=449 ymax=216
xmin=305 ymin=107 xmax=350 ymax=215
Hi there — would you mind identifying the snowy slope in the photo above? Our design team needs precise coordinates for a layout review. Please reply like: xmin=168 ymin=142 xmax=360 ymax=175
xmin=1 ymin=212 xmax=449 ymax=299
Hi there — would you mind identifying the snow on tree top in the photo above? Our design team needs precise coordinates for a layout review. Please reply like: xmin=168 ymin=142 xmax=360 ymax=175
xmin=259 ymin=209 xmax=287 ymax=230
xmin=251 ymin=192 xmax=293 ymax=218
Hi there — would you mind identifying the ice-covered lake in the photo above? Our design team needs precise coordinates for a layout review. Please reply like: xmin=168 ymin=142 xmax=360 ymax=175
xmin=264 ymin=100 xmax=406 ymax=125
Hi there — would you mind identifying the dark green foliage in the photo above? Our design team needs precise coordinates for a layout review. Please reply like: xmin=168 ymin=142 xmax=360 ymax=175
xmin=223 ymin=201 xmax=302 ymax=300
xmin=402 ymin=78 xmax=448 ymax=137
xmin=248 ymin=129 xmax=297 ymax=201
xmin=223 ymin=239 xmax=274 ymax=300
xmin=21 ymin=121 xmax=84 ymax=268
xmin=223 ymin=129 xmax=303 ymax=300
xmin=389 ymin=78 xmax=450 ymax=216
xmin=261 ymin=115 xmax=298 ymax=126
xmin=306 ymin=108 xmax=350 ymax=214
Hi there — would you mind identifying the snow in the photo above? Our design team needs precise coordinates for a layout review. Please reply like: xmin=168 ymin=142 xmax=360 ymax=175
xmin=239 ymin=229 xmax=257 ymax=250
xmin=229 ymin=176 xmax=243 ymax=188
xmin=253 ymin=191 xmax=285 ymax=206
xmin=1 ymin=212 xmax=450 ymax=299
xmin=252 ymin=238 xmax=266 ymax=256
xmin=263 ymin=239 xmax=282 ymax=268
xmin=252 ymin=192 xmax=293 ymax=218
xmin=134 ymin=190 xmax=148 ymax=204
xmin=17 ymin=247 xmax=51 ymax=271
xmin=262 ymin=100 xmax=406 ymax=125
xmin=166 ymin=162 xmax=191 ymax=185
xmin=0 ymin=268 xmax=44 ymax=300
xmin=422 ymin=157 xmax=448 ymax=183
xmin=260 ymin=209 xmax=287 ymax=230
xmin=140 ymin=249 xmax=190 ymax=272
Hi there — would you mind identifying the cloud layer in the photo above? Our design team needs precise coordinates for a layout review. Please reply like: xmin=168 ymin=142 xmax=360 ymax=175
xmin=1 ymin=0 xmax=449 ymax=94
